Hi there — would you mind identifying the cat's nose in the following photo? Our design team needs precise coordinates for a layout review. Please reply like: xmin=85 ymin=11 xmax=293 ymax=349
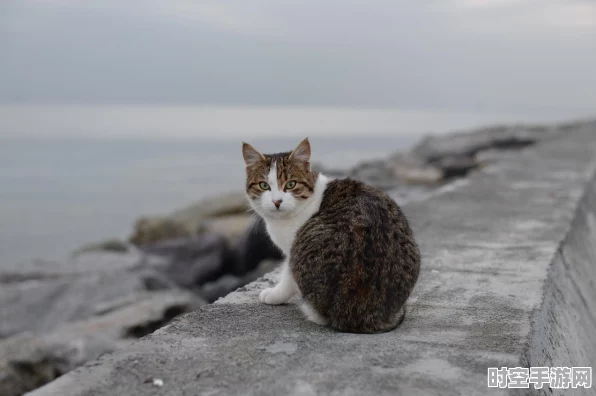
xmin=273 ymin=199 xmax=283 ymax=209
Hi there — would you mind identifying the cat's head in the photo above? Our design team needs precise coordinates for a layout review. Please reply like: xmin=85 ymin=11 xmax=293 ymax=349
xmin=242 ymin=138 xmax=317 ymax=219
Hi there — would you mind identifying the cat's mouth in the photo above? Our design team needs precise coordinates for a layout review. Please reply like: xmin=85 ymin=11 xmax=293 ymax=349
xmin=263 ymin=207 xmax=293 ymax=219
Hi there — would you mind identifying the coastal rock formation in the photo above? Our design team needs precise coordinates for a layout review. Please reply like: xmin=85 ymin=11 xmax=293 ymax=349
xmin=346 ymin=122 xmax=570 ymax=191
xmin=128 ymin=217 xmax=196 ymax=246
xmin=0 ymin=215 xmax=282 ymax=395
xmin=0 ymin=290 xmax=203 ymax=396
xmin=128 ymin=192 xmax=249 ymax=247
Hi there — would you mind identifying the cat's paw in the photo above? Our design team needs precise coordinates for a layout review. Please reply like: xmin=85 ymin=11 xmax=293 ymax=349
xmin=259 ymin=287 xmax=288 ymax=305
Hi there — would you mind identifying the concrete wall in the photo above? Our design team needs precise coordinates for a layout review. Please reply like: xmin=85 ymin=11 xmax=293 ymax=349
xmin=525 ymin=165 xmax=596 ymax=395
xmin=29 ymin=123 xmax=596 ymax=396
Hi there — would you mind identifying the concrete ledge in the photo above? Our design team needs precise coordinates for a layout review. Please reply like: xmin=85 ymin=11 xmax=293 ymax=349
xmin=29 ymin=123 xmax=596 ymax=396
xmin=525 ymin=150 xmax=596 ymax=378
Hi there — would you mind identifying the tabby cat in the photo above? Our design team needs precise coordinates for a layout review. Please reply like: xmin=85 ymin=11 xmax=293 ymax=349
xmin=242 ymin=138 xmax=420 ymax=333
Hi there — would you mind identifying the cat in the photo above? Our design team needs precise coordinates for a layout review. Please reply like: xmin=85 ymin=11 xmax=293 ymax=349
xmin=242 ymin=138 xmax=420 ymax=333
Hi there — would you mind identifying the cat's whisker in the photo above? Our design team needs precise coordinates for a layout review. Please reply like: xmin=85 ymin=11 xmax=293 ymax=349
xmin=248 ymin=215 xmax=262 ymax=236
xmin=290 ymin=209 xmax=299 ymax=221
xmin=241 ymin=206 xmax=257 ymax=216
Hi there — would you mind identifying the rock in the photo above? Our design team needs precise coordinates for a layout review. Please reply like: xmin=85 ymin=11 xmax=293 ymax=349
xmin=0 ymin=290 xmax=203 ymax=396
xmin=386 ymin=184 xmax=439 ymax=206
xmin=135 ymin=218 xmax=283 ymax=291
xmin=0 ymin=247 xmax=205 ymax=395
xmin=0 ymin=267 xmax=173 ymax=339
xmin=128 ymin=193 xmax=249 ymax=247
xmin=474 ymin=147 xmax=522 ymax=164
xmin=198 ymin=275 xmax=244 ymax=303
xmin=228 ymin=217 xmax=283 ymax=276
xmin=72 ymin=239 xmax=130 ymax=256
xmin=403 ymin=123 xmax=571 ymax=181
xmin=348 ymin=160 xmax=401 ymax=191
xmin=0 ymin=333 xmax=57 ymax=396
xmin=349 ymin=155 xmax=443 ymax=189
xmin=387 ymin=153 xmax=444 ymax=184
xmin=128 ymin=217 xmax=195 ymax=246
xmin=345 ymin=123 xmax=565 ymax=192
xmin=430 ymin=155 xmax=479 ymax=179
xmin=411 ymin=124 xmax=559 ymax=162
xmin=199 ymin=260 xmax=279 ymax=302
xmin=136 ymin=218 xmax=283 ymax=294
xmin=202 ymin=215 xmax=254 ymax=244
xmin=311 ymin=162 xmax=346 ymax=177
xmin=168 ymin=192 xmax=249 ymax=232
xmin=139 ymin=234 xmax=234 ymax=288
xmin=0 ymin=250 xmax=175 ymax=338
xmin=0 ymin=251 xmax=147 ymax=282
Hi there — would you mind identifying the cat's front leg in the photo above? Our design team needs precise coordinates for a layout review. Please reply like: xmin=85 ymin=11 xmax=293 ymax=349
xmin=259 ymin=260 xmax=299 ymax=305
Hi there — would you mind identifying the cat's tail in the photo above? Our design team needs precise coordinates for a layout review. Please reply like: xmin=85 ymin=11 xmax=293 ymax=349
xmin=374 ymin=304 xmax=407 ymax=333
xmin=376 ymin=304 xmax=408 ymax=333
xmin=395 ymin=304 xmax=407 ymax=327
xmin=329 ymin=304 xmax=408 ymax=334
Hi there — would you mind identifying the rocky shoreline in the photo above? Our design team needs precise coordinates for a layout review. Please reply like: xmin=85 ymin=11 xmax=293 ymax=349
xmin=0 ymin=119 xmax=589 ymax=396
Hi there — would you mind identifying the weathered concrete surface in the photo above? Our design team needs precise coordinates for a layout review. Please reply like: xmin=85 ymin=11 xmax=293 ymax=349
xmin=29 ymin=122 xmax=596 ymax=396
xmin=524 ymin=151 xmax=596 ymax=390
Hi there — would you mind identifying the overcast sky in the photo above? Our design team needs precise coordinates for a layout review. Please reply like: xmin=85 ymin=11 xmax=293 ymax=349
xmin=1 ymin=0 xmax=595 ymax=114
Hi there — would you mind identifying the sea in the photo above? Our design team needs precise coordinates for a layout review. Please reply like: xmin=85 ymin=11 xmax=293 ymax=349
xmin=1 ymin=104 xmax=591 ymax=266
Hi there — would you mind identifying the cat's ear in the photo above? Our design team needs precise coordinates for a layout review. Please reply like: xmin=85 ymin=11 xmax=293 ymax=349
xmin=290 ymin=138 xmax=311 ymax=165
xmin=242 ymin=142 xmax=265 ymax=168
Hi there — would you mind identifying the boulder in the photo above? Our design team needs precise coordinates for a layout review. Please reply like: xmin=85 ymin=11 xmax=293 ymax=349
xmin=349 ymin=155 xmax=444 ymax=190
xmin=411 ymin=124 xmax=558 ymax=162
xmin=168 ymin=192 xmax=248 ymax=233
xmin=0 ymin=250 xmax=166 ymax=281
xmin=72 ymin=239 xmax=130 ymax=256
xmin=137 ymin=218 xmax=283 ymax=291
xmin=387 ymin=153 xmax=444 ymax=184
xmin=348 ymin=160 xmax=401 ymax=191
xmin=0 ymin=250 xmax=178 ymax=338
xmin=0 ymin=333 xmax=57 ymax=396
xmin=0 ymin=267 xmax=172 ymax=339
xmin=128 ymin=217 xmax=195 ymax=246
xmin=385 ymin=184 xmax=439 ymax=206
xmin=430 ymin=155 xmax=478 ymax=179
xmin=202 ymin=215 xmax=254 ymax=244
xmin=474 ymin=147 xmax=522 ymax=164
xmin=0 ymin=247 xmax=207 ymax=395
xmin=0 ymin=290 xmax=204 ymax=396
xmin=311 ymin=162 xmax=346 ymax=177
xmin=128 ymin=193 xmax=249 ymax=247
xmin=139 ymin=234 xmax=234 ymax=288
xmin=228 ymin=217 xmax=283 ymax=276
xmin=198 ymin=260 xmax=279 ymax=303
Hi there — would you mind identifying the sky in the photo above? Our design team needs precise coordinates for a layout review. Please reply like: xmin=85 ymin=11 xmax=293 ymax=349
xmin=0 ymin=0 xmax=595 ymax=114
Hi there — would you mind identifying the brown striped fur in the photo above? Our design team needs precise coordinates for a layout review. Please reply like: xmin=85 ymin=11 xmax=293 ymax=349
xmin=292 ymin=178 xmax=420 ymax=333
xmin=242 ymin=138 xmax=421 ymax=333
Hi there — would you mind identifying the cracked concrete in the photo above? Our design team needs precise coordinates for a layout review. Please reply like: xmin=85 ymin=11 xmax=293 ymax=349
xmin=28 ymin=121 xmax=596 ymax=396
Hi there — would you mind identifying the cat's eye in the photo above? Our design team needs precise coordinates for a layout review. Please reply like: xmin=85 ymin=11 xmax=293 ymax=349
xmin=285 ymin=180 xmax=297 ymax=190
xmin=259 ymin=182 xmax=270 ymax=190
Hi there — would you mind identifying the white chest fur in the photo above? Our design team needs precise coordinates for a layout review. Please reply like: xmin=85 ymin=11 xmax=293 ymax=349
xmin=265 ymin=220 xmax=299 ymax=255
xmin=263 ymin=174 xmax=330 ymax=257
